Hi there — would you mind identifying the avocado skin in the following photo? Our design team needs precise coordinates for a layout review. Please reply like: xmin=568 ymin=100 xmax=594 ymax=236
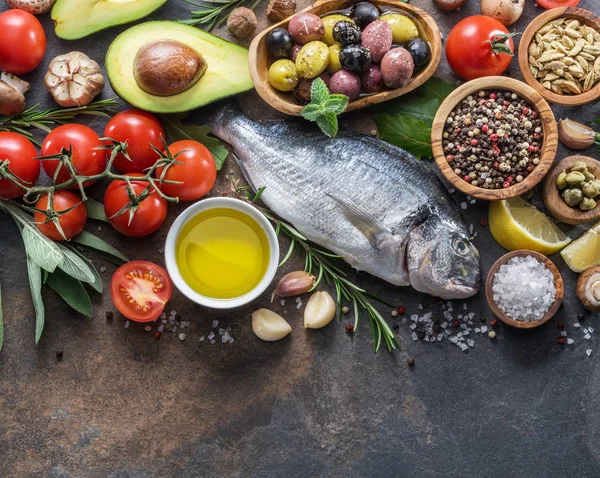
xmin=52 ymin=0 xmax=168 ymax=40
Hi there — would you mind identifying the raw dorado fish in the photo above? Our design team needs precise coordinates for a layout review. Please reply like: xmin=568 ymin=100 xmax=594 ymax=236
xmin=205 ymin=103 xmax=480 ymax=299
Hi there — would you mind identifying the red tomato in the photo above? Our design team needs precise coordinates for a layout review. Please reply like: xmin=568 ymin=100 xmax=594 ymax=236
xmin=104 ymin=173 xmax=168 ymax=237
xmin=446 ymin=16 xmax=515 ymax=80
xmin=41 ymin=124 xmax=106 ymax=188
xmin=104 ymin=110 xmax=166 ymax=174
xmin=0 ymin=132 xmax=40 ymax=199
xmin=0 ymin=10 xmax=46 ymax=75
xmin=34 ymin=190 xmax=87 ymax=241
xmin=155 ymin=140 xmax=216 ymax=201
xmin=110 ymin=261 xmax=173 ymax=322
xmin=536 ymin=0 xmax=580 ymax=8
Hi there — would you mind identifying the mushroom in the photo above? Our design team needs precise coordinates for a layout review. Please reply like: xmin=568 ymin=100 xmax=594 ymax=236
xmin=5 ymin=0 xmax=56 ymax=14
xmin=44 ymin=51 xmax=105 ymax=107
xmin=576 ymin=266 xmax=600 ymax=312
xmin=0 ymin=72 xmax=30 ymax=116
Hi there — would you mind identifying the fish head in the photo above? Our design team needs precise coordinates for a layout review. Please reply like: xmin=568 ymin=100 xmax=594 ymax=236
xmin=407 ymin=218 xmax=480 ymax=299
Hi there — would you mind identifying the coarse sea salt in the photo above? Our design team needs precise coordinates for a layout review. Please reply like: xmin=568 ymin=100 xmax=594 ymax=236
xmin=492 ymin=256 xmax=556 ymax=322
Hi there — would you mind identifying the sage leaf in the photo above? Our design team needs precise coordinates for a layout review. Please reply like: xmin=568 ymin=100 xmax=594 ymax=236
xmin=417 ymin=77 xmax=457 ymax=101
xmin=72 ymin=231 xmax=129 ymax=265
xmin=57 ymin=243 xmax=97 ymax=284
xmin=21 ymin=224 xmax=64 ymax=273
xmin=373 ymin=113 xmax=433 ymax=159
xmin=67 ymin=246 xmax=103 ymax=293
xmin=85 ymin=198 xmax=108 ymax=222
xmin=26 ymin=254 xmax=45 ymax=344
xmin=369 ymin=97 xmax=441 ymax=127
xmin=46 ymin=268 xmax=92 ymax=318
xmin=0 ymin=284 xmax=3 ymax=353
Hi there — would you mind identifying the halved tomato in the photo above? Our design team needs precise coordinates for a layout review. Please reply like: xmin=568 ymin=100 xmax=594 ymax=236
xmin=535 ymin=0 xmax=580 ymax=8
xmin=110 ymin=261 xmax=173 ymax=322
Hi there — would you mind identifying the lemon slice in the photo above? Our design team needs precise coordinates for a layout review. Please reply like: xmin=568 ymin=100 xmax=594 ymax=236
xmin=489 ymin=196 xmax=572 ymax=255
xmin=561 ymin=223 xmax=600 ymax=272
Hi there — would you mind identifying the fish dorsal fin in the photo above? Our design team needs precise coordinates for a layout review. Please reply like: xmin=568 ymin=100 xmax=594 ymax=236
xmin=326 ymin=193 xmax=392 ymax=249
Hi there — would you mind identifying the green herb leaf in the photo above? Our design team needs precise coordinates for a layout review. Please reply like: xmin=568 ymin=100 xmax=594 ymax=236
xmin=56 ymin=244 xmax=97 ymax=284
xmin=316 ymin=113 xmax=340 ymax=139
xmin=25 ymin=254 xmax=45 ymax=344
xmin=46 ymin=268 xmax=92 ymax=318
xmin=159 ymin=114 xmax=229 ymax=170
xmin=373 ymin=113 xmax=433 ymax=159
xmin=417 ymin=77 xmax=457 ymax=101
xmin=370 ymin=97 xmax=441 ymax=127
xmin=20 ymin=224 xmax=64 ymax=273
xmin=67 ymin=246 xmax=103 ymax=293
xmin=85 ymin=198 xmax=108 ymax=222
xmin=72 ymin=231 xmax=129 ymax=265
xmin=311 ymin=78 xmax=330 ymax=104
xmin=0 ymin=284 xmax=4 ymax=353
xmin=301 ymin=78 xmax=349 ymax=138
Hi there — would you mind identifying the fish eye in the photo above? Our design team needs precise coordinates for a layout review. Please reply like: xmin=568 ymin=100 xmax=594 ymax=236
xmin=454 ymin=238 xmax=469 ymax=256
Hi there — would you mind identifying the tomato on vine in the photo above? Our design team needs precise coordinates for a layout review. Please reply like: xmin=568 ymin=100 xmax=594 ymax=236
xmin=41 ymin=124 xmax=106 ymax=188
xmin=446 ymin=16 xmax=517 ymax=81
xmin=104 ymin=173 xmax=168 ymax=237
xmin=0 ymin=9 xmax=46 ymax=75
xmin=104 ymin=110 xmax=166 ymax=174
xmin=34 ymin=190 xmax=87 ymax=241
xmin=155 ymin=140 xmax=216 ymax=201
xmin=0 ymin=132 xmax=40 ymax=199
xmin=110 ymin=261 xmax=173 ymax=322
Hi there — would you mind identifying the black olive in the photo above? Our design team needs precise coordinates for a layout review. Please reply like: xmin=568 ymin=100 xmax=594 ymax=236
xmin=332 ymin=21 xmax=361 ymax=45
xmin=267 ymin=28 xmax=294 ymax=59
xmin=405 ymin=37 xmax=431 ymax=69
xmin=351 ymin=2 xmax=380 ymax=29
xmin=339 ymin=45 xmax=371 ymax=73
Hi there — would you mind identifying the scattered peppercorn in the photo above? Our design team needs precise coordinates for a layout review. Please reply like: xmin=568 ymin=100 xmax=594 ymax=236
xmin=557 ymin=336 xmax=566 ymax=344
xmin=557 ymin=321 xmax=565 ymax=329
xmin=391 ymin=310 xmax=399 ymax=317
xmin=393 ymin=324 xmax=399 ymax=330
xmin=490 ymin=318 xmax=498 ymax=328
xmin=144 ymin=325 xmax=152 ymax=332
xmin=407 ymin=358 xmax=415 ymax=366
xmin=452 ymin=320 xmax=460 ymax=328
xmin=56 ymin=350 xmax=63 ymax=361
xmin=105 ymin=311 xmax=113 ymax=321
xmin=479 ymin=219 xmax=487 ymax=227
xmin=154 ymin=332 xmax=161 ymax=339
xmin=398 ymin=306 xmax=406 ymax=314
xmin=344 ymin=323 xmax=354 ymax=332
xmin=342 ymin=306 xmax=349 ymax=314
xmin=488 ymin=331 xmax=496 ymax=339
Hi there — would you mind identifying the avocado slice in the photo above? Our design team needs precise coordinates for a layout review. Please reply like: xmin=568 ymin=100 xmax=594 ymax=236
xmin=52 ymin=0 xmax=167 ymax=40
xmin=105 ymin=22 xmax=254 ymax=114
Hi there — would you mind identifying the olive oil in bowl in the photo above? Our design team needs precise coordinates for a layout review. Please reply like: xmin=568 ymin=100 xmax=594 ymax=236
xmin=175 ymin=207 xmax=270 ymax=299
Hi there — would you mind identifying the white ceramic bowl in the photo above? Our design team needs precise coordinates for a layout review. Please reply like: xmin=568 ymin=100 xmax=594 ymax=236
xmin=164 ymin=197 xmax=280 ymax=309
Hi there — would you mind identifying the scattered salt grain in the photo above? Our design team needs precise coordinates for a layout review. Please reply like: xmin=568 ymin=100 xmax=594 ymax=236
xmin=199 ymin=336 xmax=205 ymax=342
xmin=481 ymin=326 xmax=488 ymax=333
xmin=100 ymin=266 xmax=106 ymax=273
xmin=475 ymin=328 xmax=481 ymax=333
xmin=212 ymin=320 xmax=219 ymax=328
xmin=418 ymin=304 xmax=423 ymax=310
xmin=280 ymin=300 xmax=286 ymax=306
xmin=179 ymin=333 xmax=186 ymax=341
xmin=449 ymin=188 xmax=455 ymax=194
xmin=124 ymin=320 xmax=130 ymax=329
xmin=585 ymin=334 xmax=591 ymax=340
xmin=410 ymin=323 xmax=417 ymax=330
xmin=210 ymin=339 xmax=216 ymax=344
xmin=584 ymin=328 xmax=589 ymax=334
xmin=567 ymin=338 xmax=574 ymax=345
xmin=170 ymin=310 xmax=176 ymax=316
xmin=411 ymin=332 xmax=418 ymax=341
xmin=162 ymin=319 xmax=167 ymax=325
xmin=158 ymin=247 xmax=165 ymax=254
xmin=467 ymin=339 xmax=475 ymax=347
xmin=463 ymin=303 xmax=468 ymax=311
xmin=590 ymin=327 xmax=595 ymax=333
xmin=160 ymin=312 xmax=167 ymax=319
xmin=560 ymin=331 xmax=567 ymax=337
xmin=574 ymin=323 xmax=581 ymax=328
xmin=296 ymin=300 xmax=303 ymax=310
xmin=222 ymin=333 xmax=231 ymax=343
xmin=208 ymin=332 xmax=215 ymax=340
xmin=158 ymin=325 xmax=164 ymax=332
xmin=587 ymin=349 xmax=593 ymax=356
xmin=461 ymin=202 xmax=467 ymax=210
xmin=219 ymin=328 xmax=226 ymax=335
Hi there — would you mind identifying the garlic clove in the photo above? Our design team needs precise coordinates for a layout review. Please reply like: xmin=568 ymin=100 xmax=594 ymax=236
xmin=558 ymin=118 xmax=597 ymax=150
xmin=271 ymin=271 xmax=316 ymax=301
xmin=252 ymin=308 xmax=292 ymax=341
xmin=304 ymin=291 xmax=336 ymax=329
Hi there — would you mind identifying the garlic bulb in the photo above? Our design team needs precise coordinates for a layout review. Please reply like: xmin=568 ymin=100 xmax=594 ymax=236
xmin=271 ymin=271 xmax=316 ymax=301
xmin=558 ymin=119 xmax=597 ymax=150
xmin=252 ymin=308 xmax=292 ymax=341
xmin=576 ymin=266 xmax=600 ymax=312
xmin=304 ymin=291 xmax=336 ymax=329
xmin=6 ymin=0 xmax=56 ymax=14
xmin=44 ymin=52 xmax=105 ymax=107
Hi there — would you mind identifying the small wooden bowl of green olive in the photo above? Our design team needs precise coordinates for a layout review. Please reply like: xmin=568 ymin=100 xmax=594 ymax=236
xmin=543 ymin=155 xmax=600 ymax=225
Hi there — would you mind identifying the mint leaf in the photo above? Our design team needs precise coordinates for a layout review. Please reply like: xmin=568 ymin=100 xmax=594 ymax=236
xmin=417 ymin=77 xmax=457 ymax=101
xmin=301 ymin=103 xmax=324 ymax=122
xmin=373 ymin=113 xmax=433 ymax=159
xmin=324 ymin=95 xmax=349 ymax=114
xmin=316 ymin=113 xmax=339 ymax=138
xmin=370 ymin=97 xmax=441 ymax=127
xmin=311 ymin=78 xmax=330 ymax=104
xmin=301 ymin=78 xmax=348 ymax=138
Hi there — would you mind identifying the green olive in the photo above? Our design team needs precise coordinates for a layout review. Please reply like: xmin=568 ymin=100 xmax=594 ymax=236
xmin=328 ymin=44 xmax=343 ymax=74
xmin=571 ymin=161 xmax=588 ymax=173
xmin=322 ymin=15 xmax=354 ymax=46
xmin=563 ymin=188 xmax=583 ymax=207
xmin=381 ymin=13 xmax=419 ymax=44
xmin=556 ymin=170 xmax=568 ymax=189
xmin=296 ymin=41 xmax=330 ymax=79
xmin=268 ymin=59 xmax=299 ymax=92
xmin=566 ymin=171 xmax=586 ymax=187
xmin=585 ymin=171 xmax=597 ymax=182
xmin=580 ymin=197 xmax=597 ymax=211
xmin=582 ymin=180 xmax=600 ymax=198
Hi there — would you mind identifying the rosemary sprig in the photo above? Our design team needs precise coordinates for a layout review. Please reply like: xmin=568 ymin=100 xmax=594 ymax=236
xmin=234 ymin=181 xmax=399 ymax=352
xmin=0 ymin=98 xmax=119 ymax=145
xmin=180 ymin=0 xmax=264 ymax=30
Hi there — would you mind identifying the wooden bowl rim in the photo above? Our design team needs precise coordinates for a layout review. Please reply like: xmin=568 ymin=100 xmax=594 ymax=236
xmin=543 ymin=155 xmax=600 ymax=225
xmin=485 ymin=250 xmax=564 ymax=329
xmin=518 ymin=7 xmax=600 ymax=107
xmin=248 ymin=0 xmax=442 ymax=116
xmin=431 ymin=76 xmax=558 ymax=201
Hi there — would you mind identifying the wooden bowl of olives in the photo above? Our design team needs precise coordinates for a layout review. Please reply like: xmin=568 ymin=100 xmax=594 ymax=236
xmin=543 ymin=155 xmax=600 ymax=225
xmin=248 ymin=0 xmax=442 ymax=116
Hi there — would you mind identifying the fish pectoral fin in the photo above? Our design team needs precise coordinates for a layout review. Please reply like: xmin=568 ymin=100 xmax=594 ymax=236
xmin=326 ymin=193 xmax=392 ymax=250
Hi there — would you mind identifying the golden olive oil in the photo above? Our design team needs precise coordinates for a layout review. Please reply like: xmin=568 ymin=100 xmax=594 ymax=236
xmin=176 ymin=208 xmax=270 ymax=299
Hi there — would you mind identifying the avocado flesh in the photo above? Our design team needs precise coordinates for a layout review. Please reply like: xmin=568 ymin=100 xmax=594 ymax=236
xmin=52 ymin=0 xmax=167 ymax=40
xmin=105 ymin=22 xmax=254 ymax=114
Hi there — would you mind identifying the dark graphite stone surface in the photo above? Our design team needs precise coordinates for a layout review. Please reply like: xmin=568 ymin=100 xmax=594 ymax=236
xmin=1 ymin=1 xmax=600 ymax=477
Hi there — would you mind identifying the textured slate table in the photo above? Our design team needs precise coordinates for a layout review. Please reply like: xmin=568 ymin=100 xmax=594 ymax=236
xmin=1 ymin=1 xmax=600 ymax=477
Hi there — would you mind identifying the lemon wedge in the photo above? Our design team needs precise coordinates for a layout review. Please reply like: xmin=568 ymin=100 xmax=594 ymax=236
xmin=489 ymin=196 xmax=572 ymax=255
xmin=561 ymin=223 xmax=600 ymax=273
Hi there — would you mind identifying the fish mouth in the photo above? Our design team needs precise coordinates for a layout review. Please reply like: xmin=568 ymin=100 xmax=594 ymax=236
xmin=442 ymin=280 xmax=481 ymax=300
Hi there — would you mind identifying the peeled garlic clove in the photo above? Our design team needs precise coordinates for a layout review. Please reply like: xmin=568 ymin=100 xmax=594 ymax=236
xmin=252 ymin=308 xmax=292 ymax=341
xmin=558 ymin=118 xmax=596 ymax=150
xmin=304 ymin=291 xmax=336 ymax=329
xmin=271 ymin=271 xmax=316 ymax=301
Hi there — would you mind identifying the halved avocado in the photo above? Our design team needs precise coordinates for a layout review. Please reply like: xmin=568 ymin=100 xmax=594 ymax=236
xmin=52 ymin=0 xmax=168 ymax=40
xmin=105 ymin=22 xmax=254 ymax=113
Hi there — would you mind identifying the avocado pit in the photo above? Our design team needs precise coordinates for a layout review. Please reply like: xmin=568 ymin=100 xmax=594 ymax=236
xmin=133 ymin=40 xmax=207 ymax=96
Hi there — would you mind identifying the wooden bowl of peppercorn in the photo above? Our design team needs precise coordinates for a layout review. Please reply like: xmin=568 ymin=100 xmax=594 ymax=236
xmin=431 ymin=76 xmax=558 ymax=201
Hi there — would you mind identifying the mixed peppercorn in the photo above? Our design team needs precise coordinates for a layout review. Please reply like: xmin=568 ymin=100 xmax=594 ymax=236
xmin=442 ymin=90 xmax=544 ymax=189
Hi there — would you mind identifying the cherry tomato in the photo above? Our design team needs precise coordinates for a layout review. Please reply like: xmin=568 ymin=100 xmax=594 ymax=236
xmin=110 ymin=260 xmax=173 ymax=322
xmin=104 ymin=173 xmax=168 ymax=237
xmin=41 ymin=124 xmax=106 ymax=188
xmin=0 ymin=10 xmax=46 ymax=75
xmin=34 ymin=190 xmax=87 ymax=241
xmin=155 ymin=140 xmax=216 ymax=201
xmin=0 ymin=132 xmax=40 ymax=199
xmin=446 ymin=16 xmax=515 ymax=80
xmin=104 ymin=110 xmax=166 ymax=174
xmin=536 ymin=0 xmax=580 ymax=8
